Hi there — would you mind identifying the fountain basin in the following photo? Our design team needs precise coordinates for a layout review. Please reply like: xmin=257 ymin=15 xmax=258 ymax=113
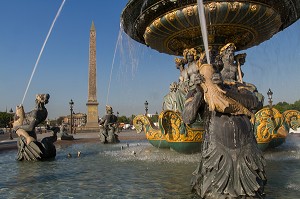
xmin=133 ymin=114 xmax=170 ymax=149
xmin=254 ymin=108 xmax=300 ymax=150
xmin=1 ymin=135 xmax=300 ymax=198
xmin=122 ymin=0 xmax=300 ymax=55
xmin=134 ymin=108 xmax=300 ymax=152
xmin=133 ymin=111 xmax=204 ymax=154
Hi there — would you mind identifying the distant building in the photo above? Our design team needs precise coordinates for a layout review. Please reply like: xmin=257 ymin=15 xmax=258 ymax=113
xmin=63 ymin=113 xmax=87 ymax=127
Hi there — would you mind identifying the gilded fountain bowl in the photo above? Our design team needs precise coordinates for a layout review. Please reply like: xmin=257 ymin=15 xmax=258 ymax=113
xmin=121 ymin=0 xmax=300 ymax=55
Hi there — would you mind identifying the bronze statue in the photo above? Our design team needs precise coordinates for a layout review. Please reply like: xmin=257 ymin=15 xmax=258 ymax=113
xmin=219 ymin=43 xmax=264 ymax=111
xmin=99 ymin=105 xmax=120 ymax=143
xmin=182 ymin=48 xmax=203 ymax=91
xmin=57 ymin=122 xmax=74 ymax=140
xmin=220 ymin=43 xmax=243 ymax=84
xmin=174 ymin=57 xmax=188 ymax=113
xmin=198 ymin=63 xmax=255 ymax=121
xmin=172 ymin=48 xmax=205 ymax=122
xmin=186 ymin=47 xmax=267 ymax=198
xmin=162 ymin=82 xmax=178 ymax=111
xmin=13 ymin=94 xmax=58 ymax=161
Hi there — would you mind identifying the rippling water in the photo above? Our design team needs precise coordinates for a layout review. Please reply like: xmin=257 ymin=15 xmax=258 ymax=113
xmin=1 ymin=135 xmax=300 ymax=199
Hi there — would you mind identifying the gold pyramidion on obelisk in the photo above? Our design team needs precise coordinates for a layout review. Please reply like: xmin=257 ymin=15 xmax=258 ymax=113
xmin=85 ymin=21 xmax=100 ymax=130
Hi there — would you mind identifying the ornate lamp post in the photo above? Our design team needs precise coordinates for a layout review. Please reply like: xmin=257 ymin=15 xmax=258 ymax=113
xmin=267 ymin=88 xmax=274 ymax=118
xmin=267 ymin=88 xmax=273 ymax=108
xmin=69 ymin=99 xmax=74 ymax=134
xmin=9 ymin=108 xmax=13 ymax=139
xmin=144 ymin=101 xmax=148 ymax=116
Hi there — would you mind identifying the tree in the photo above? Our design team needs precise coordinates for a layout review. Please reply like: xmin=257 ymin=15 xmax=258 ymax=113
xmin=118 ymin=115 xmax=130 ymax=123
xmin=291 ymin=100 xmax=300 ymax=111
xmin=56 ymin=116 xmax=65 ymax=125
xmin=273 ymin=100 xmax=300 ymax=113
xmin=0 ymin=112 xmax=13 ymax=128
xmin=130 ymin=114 xmax=136 ymax=125
xmin=273 ymin=101 xmax=290 ymax=113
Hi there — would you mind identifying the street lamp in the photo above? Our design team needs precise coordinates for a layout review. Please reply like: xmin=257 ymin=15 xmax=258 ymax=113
xmin=267 ymin=88 xmax=273 ymax=108
xmin=69 ymin=99 xmax=74 ymax=134
xmin=144 ymin=101 xmax=148 ymax=116
xmin=267 ymin=88 xmax=274 ymax=118
xmin=9 ymin=108 xmax=13 ymax=139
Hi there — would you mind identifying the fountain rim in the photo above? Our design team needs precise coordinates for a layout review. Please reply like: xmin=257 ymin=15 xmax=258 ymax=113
xmin=121 ymin=0 xmax=300 ymax=55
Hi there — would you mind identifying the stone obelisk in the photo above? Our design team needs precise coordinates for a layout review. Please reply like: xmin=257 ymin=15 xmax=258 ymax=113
xmin=85 ymin=21 xmax=99 ymax=130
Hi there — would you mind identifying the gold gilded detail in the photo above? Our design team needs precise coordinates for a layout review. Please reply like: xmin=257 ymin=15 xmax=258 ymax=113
xmin=254 ymin=108 xmax=283 ymax=143
xmin=160 ymin=110 xmax=203 ymax=142
xmin=250 ymin=4 xmax=257 ymax=12
xmin=185 ymin=6 xmax=194 ymax=16
xmin=146 ymin=27 xmax=151 ymax=34
xmin=230 ymin=2 xmax=240 ymax=11
xmin=142 ymin=2 xmax=281 ymax=56
xmin=167 ymin=11 xmax=176 ymax=21
xmin=282 ymin=110 xmax=300 ymax=131
xmin=153 ymin=18 xmax=161 ymax=28
xmin=208 ymin=2 xmax=217 ymax=11
xmin=220 ymin=43 xmax=236 ymax=55
xmin=133 ymin=115 xmax=164 ymax=141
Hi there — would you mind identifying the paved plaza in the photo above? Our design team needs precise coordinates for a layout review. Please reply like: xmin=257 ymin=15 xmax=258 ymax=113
xmin=0 ymin=129 xmax=146 ymax=152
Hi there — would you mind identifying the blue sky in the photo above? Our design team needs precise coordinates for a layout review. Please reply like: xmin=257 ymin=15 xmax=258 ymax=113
xmin=0 ymin=0 xmax=300 ymax=119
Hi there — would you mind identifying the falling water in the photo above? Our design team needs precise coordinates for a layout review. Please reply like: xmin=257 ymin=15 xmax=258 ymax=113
xmin=21 ymin=0 xmax=67 ymax=104
xmin=140 ymin=0 xmax=149 ymax=15
xmin=106 ymin=24 xmax=123 ymax=105
xmin=197 ymin=0 xmax=211 ymax=64
xmin=105 ymin=22 xmax=142 ymax=106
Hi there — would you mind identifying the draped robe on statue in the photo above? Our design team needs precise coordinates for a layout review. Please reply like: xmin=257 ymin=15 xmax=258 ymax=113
xmin=185 ymin=84 xmax=266 ymax=198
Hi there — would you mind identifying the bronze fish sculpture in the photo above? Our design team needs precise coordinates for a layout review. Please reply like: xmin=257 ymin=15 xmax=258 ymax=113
xmin=13 ymin=105 xmax=25 ymax=128
xmin=198 ymin=63 xmax=254 ymax=120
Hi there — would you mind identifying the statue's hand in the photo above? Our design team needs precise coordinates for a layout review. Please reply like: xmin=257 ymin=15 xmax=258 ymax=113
xmin=26 ymin=136 xmax=36 ymax=145
xmin=194 ymin=73 xmax=205 ymax=84
xmin=234 ymin=53 xmax=246 ymax=65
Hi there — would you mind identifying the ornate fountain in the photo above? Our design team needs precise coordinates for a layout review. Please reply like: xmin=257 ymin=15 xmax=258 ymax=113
xmin=122 ymin=1 xmax=300 ymax=198
xmin=122 ymin=0 xmax=300 ymax=55
xmin=122 ymin=0 xmax=300 ymax=151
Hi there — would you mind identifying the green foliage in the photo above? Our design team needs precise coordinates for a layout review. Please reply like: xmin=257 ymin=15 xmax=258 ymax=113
xmin=0 ymin=112 xmax=13 ymax=128
xmin=118 ymin=115 xmax=130 ymax=123
xmin=116 ymin=114 xmax=136 ymax=124
xmin=273 ymin=100 xmax=300 ymax=113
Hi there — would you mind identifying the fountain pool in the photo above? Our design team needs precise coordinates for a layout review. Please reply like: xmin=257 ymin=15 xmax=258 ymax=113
xmin=1 ymin=137 xmax=300 ymax=198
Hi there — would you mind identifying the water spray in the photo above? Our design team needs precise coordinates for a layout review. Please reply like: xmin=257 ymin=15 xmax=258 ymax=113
xmin=197 ymin=0 xmax=211 ymax=64
xmin=21 ymin=0 xmax=67 ymax=104
xmin=106 ymin=23 xmax=123 ymax=105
